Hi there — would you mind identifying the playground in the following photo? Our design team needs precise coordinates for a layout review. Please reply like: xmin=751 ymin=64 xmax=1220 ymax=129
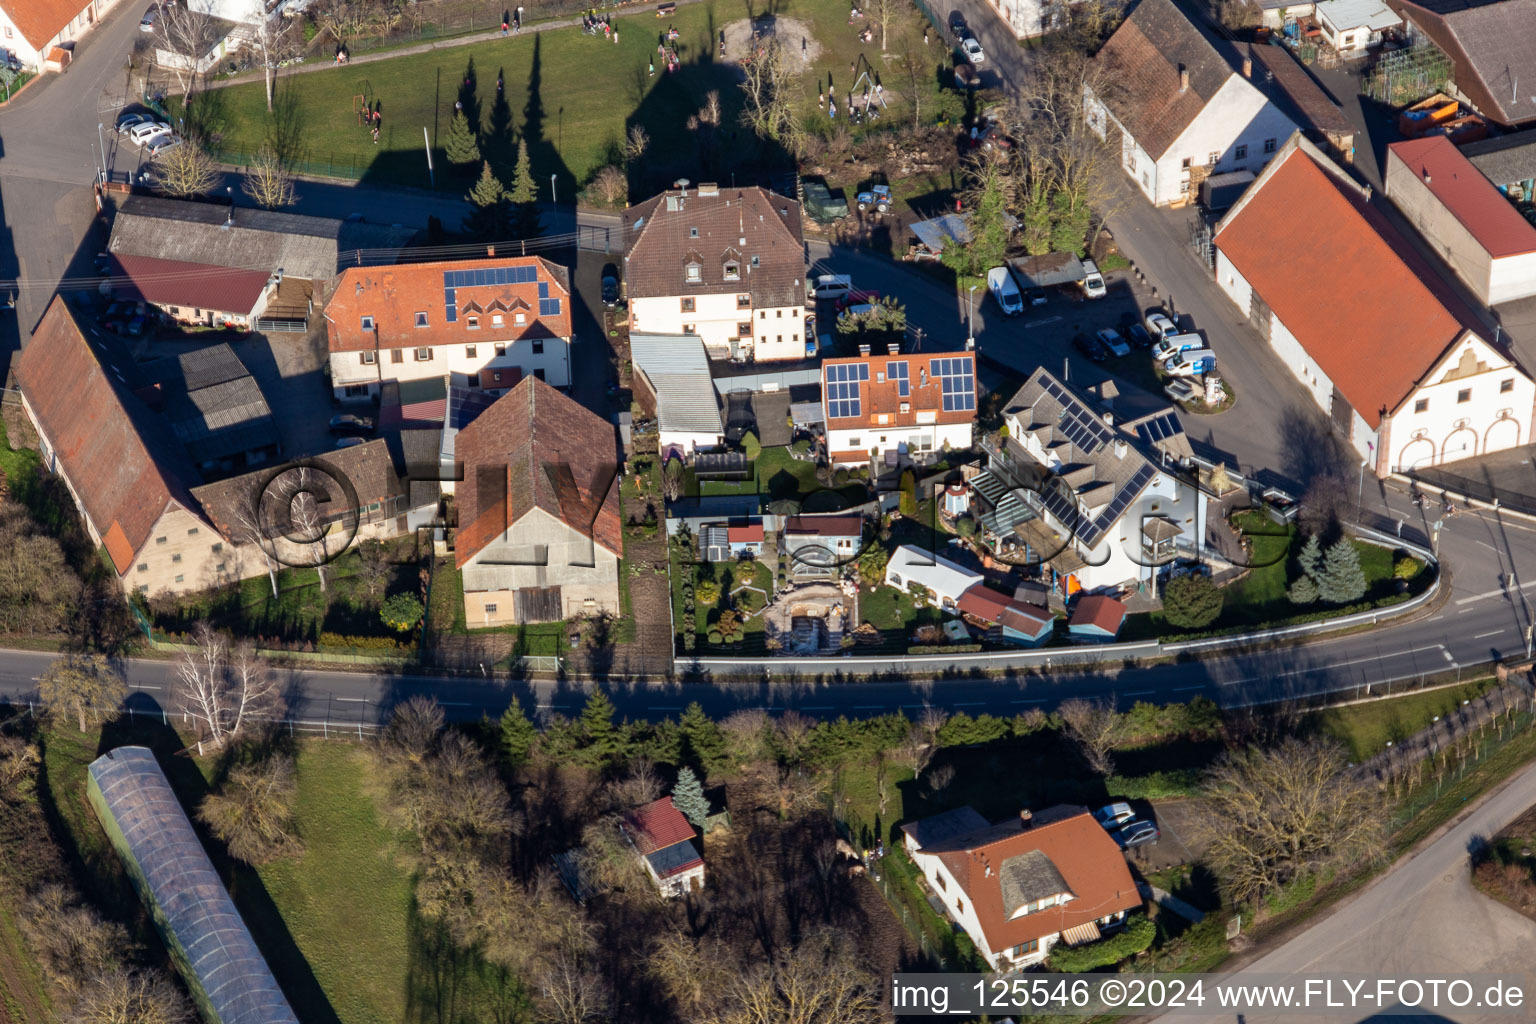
xmin=199 ymin=0 xmax=930 ymax=191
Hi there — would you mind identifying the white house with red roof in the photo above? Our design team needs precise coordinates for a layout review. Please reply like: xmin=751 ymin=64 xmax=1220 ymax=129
xmin=1384 ymin=135 xmax=1536 ymax=305
xmin=822 ymin=351 xmax=976 ymax=468
xmin=901 ymin=806 xmax=1142 ymax=970
xmin=621 ymin=796 xmax=705 ymax=897
xmin=0 ymin=0 xmax=121 ymax=71
xmin=1214 ymin=134 xmax=1535 ymax=475
xmin=325 ymin=256 xmax=572 ymax=401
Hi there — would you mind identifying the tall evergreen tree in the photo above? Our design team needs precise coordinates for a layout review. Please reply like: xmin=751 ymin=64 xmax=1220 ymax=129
xmin=679 ymin=701 xmax=726 ymax=778
xmin=444 ymin=109 xmax=481 ymax=167
xmin=1287 ymin=574 xmax=1320 ymax=605
xmin=463 ymin=161 xmax=510 ymax=240
xmin=579 ymin=689 xmax=621 ymax=764
xmin=1317 ymin=538 xmax=1367 ymax=603
xmin=507 ymin=139 xmax=542 ymax=238
xmin=1297 ymin=533 xmax=1323 ymax=581
xmin=672 ymin=765 xmax=709 ymax=828
xmin=499 ymin=696 xmax=537 ymax=768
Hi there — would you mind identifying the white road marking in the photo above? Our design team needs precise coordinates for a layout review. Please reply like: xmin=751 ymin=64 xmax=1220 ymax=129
xmin=1475 ymin=540 xmax=1498 ymax=552
xmin=1454 ymin=579 xmax=1536 ymax=606
xmin=1222 ymin=644 xmax=1445 ymax=684
xmin=1025 ymin=316 xmax=1063 ymax=328
xmin=133 ymin=684 xmax=161 ymax=691
xmin=1171 ymin=684 xmax=1205 ymax=692
xmin=1442 ymin=650 xmax=1455 ymax=663
xmin=1473 ymin=629 xmax=1506 ymax=639
xmin=335 ymin=697 xmax=366 ymax=702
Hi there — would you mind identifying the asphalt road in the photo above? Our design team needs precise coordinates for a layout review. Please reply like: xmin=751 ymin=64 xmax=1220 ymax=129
xmin=1162 ymin=757 xmax=1536 ymax=1024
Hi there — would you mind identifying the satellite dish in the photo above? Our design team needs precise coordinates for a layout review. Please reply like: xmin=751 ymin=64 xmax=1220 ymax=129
xmin=674 ymin=178 xmax=691 ymax=188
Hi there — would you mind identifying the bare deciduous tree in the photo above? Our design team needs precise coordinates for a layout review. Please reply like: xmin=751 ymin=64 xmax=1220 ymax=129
xmin=0 ymin=733 xmax=39 ymax=792
xmin=312 ymin=0 xmax=372 ymax=46
xmin=1058 ymin=697 xmax=1122 ymax=776
xmin=19 ymin=886 xmax=127 ymax=996
xmin=150 ymin=141 xmax=220 ymax=199
xmin=172 ymin=624 xmax=283 ymax=749
xmin=926 ymin=762 xmax=956 ymax=797
xmin=257 ymin=464 xmax=354 ymax=591
xmin=38 ymin=654 xmax=127 ymax=732
xmin=624 ymin=124 xmax=650 ymax=163
xmin=198 ymin=754 xmax=303 ymax=864
xmin=701 ymin=928 xmax=884 ymax=1024
xmin=152 ymin=0 xmax=222 ymax=98
xmin=66 ymin=966 xmax=195 ymax=1024
xmin=1194 ymin=737 xmax=1386 ymax=904
xmin=722 ymin=708 xmax=770 ymax=765
xmin=242 ymin=146 xmax=297 ymax=209
xmin=775 ymin=710 xmax=813 ymax=764
xmin=589 ymin=165 xmax=627 ymax=205
xmin=535 ymin=950 xmax=610 ymax=1024
xmin=738 ymin=41 xmax=805 ymax=155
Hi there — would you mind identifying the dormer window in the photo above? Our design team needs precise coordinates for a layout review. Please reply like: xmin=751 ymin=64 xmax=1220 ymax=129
xmin=724 ymin=261 xmax=740 ymax=281
xmin=492 ymin=314 xmax=504 ymax=326
xmin=360 ymin=315 xmax=374 ymax=331
xmin=686 ymin=263 xmax=702 ymax=282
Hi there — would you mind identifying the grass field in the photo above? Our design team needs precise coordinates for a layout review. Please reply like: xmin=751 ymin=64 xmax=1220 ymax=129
xmin=204 ymin=0 xmax=927 ymax=193
xmin=1307 ymin=679 xmax=1495 ymax=763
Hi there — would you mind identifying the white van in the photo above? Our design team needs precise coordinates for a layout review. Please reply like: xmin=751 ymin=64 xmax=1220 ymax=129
xmin=1163 ymin=348 xmax=1215 ymax=378
xmin=1153 ymin=331 xmax=1204 ymax=361
xmin=987 ymin=266 xmax=1023 ymax=316
xmin=810 ymin=274 xmax=854 ymax=301
xmin=1080 ymin=258 xmax=1107 ymax=299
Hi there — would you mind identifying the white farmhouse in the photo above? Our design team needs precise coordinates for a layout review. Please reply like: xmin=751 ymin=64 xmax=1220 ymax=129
xmin=623 ymin=184 xmax=808 ymax=362
xmin=326 ymin=255 xmax=572 ymax=401
xmin=1214 ymin=134 xmax=1536 ymax=475
xmin=1085 ymin=0 xmax=1298 ymax=207
xmin=901 ymin=806 xmax=1142 ymax=971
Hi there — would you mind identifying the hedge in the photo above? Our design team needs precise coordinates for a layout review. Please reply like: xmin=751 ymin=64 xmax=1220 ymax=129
xmin=1048 ymin=917 xmax=1156 ymax=972
xmin=907 ymin=644 xmax=983 ymax=655
xmin=318 ymin=631 xmax=407 ymax=650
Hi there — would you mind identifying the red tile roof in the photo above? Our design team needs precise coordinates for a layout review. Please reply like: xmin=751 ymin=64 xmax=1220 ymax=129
xmin=326 ymin=256 xmax=571 ymax=354
xmin=1 ymin=0 xmax=89 ymax=51
xmin=623 ymin=796 xmax=696 ymax=855
xmin=1215 ymin=144 xmax=1475 ymax=427
xmin=112 ymin=254 xmax=270 ymax=317
xmin=785 ymin=514 xmax=863 ymax=537
xmin=1069 ymin=595 xmax=1126 ymax=635
xmin=999 ymin=602 xmax=1055 ymax=637
xmin=821 ymin=352 xmax=976 ymax=430
xmin=1388 ymin=136 xmax=1536 ymax=258
xmin=959 ymin=585 xmax=1055 ymax=636
xmin=727 ymin=522 xmax=764 ymax=543
xmin=16 ymin=298 xmax=204 ymax=575
xmin=453 ymin=376 xmax=622 ymax=567
xmin=928 ymin=811 xmax=1142 ymax=950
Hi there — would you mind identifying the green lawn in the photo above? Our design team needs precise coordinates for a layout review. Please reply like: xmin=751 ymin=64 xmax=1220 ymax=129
xmin=202 ymin=0 xmax=925 ymax=193
xmin=1307 ymin=679 xmax=1494 ymax=763
xmin=689 ymin=445 xmax=868 ymax=503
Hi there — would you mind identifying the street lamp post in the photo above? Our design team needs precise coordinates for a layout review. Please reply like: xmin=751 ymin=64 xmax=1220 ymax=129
xmin=97 ymin=122 xmax=107 ymax=184
xmin=550 ymin=173 xmax=557 ymax=205
xmin=967 ymin=284 xmax=978 ymax=349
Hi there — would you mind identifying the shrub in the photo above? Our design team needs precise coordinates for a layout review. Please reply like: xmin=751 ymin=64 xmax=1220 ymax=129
xmin=683 ymin=631 xmax=696 ymax=652
xmin=380 ymin=592 xmax=425 ymax=632
xmin=742 ymin=430 xmax=761 ymax=462
xmin=708 ymin=629 xmax=723 ymax=644
xmin=695 ymin=579 xmax=721 ymax=605
xmin=1162 ymin=574 xmax=1223 ymax=629
xmin=319 ymin=631 xmax=405 ymax=651
xmin=1049 ymin=917 xmax=1156 ymax=972
xmin=1394 ymin=556 xmax=1421 ymax=580
xmin=834 ymin=467 xmax=850 ymax=486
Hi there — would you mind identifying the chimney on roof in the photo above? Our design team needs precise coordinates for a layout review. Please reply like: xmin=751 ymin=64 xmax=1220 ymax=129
xmin=698 ymin=182 xmax=719 ymax=196
xmin=858 ymin=343 xmax=871 ymax=356
xmin=1114 ymin=438 xmax=1128 ymax=459
xmin=1423 ymin=166 xmax=1432 ymax=184
xmin=1019 ymin=809 xmax=1034 ymax=829
xmin=1242 ymin=52 xmax=1252 ymax=78
xmin=1179 ymin=64 xmax=1190 ymax=93
xmin=887 ymin=341 xmax=900 ymax=355
xmin=487 ymin=244 xmax=495 ymax=256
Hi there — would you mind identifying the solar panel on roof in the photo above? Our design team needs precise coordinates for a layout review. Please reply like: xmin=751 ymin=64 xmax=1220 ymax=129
xmin=1078 ymin=464 xmax=1156 ymax=548
xmin=930 ymin=356 xmax=975 ymax=412
xmin=1133 ymin=412 xmax=1182 ymax=446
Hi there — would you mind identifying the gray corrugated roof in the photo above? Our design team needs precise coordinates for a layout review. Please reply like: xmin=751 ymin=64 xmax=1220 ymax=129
xmin=630 ymin=334 xmax=725 ymax=435
xmin=110 ymin=195 xmax=415 ymax=282
xmin=88 ymin=748 xmax=299 ymax=1024
xmin=1462 ymin=131 xmax=1536 ymax=185
xmin=144 ymin=344 xmax=279 ymax=465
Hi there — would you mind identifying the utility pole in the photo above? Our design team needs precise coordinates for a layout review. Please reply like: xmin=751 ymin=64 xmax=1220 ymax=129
xmin=966 ymin=284 xmax=978 ymax=349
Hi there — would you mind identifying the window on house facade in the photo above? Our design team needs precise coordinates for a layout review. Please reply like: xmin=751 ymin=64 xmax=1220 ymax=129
xmin=344 ymin=384 xmax=368 ymax=397
xmin=361 ymin=316 xmax=374 ymax=331
xmin=1182 ymin=157 xmax=1192 ymax=169
xmin=737 ymin=294 xmax=751 ymax=308
xmin=936 ymin=873 xmax=946 ymax=890
xmin=485 ymin=603 xmax=498 ymax=614
xmin=1457 ymin=388 xmax=1471 ymax=403
xmin=415 ymin=347 xmax=433 ymax=361
xmin=689 ymin=227 xmax=699 ymax=237
xmin=175 ymin=575 xmax=184 ymax=583
xmin=495 ymin=343 xmax=506 ymax=356
xmin=216 ymin=562 xmax=226 ymax=573
xmin=137 ymin=563 xmax=148 ymax=573
xmin=1235 ymin=144 xmax=1248 ymax=160
xmin=361 ymin=351 xmax=376 ymax=364
xmin=683 ymin=323 xmax=697 ymax=334
xmin=187 ymin=527 xmax=198 ymax=536
xmin=686 ymin=264 xmax=702 ymax=282
xmin=415 ymin=312 xmax=429 ymax=327
xmin=1208 ymin=150 xmax=1221 ymax=165
xmin=1501 ymin=378 xmax=1515 ymax=393
xmin=156 ymin=536 xmax=167 ymax=545
xmin=465 ymin=345 xmax=477 ymax=358
xmin=172 ymin=553 xmax=182 ymax=563
xmin=467 ymin=316 xmax=479 ymax=329
xmin=534 ymin=368 xmax=546 ymax=381
xmin=493 ymin=314 xmax=504 ymax=326
xmin=391 ymin=349 xmax=404 ymax=363
xmin=138 ymin=584 xmax=148 ymax=594
xmin=212 ymin=543 xmax=223 ymax=553
xmin=724 ymin=262 xmax=740 ymax=280
xmin=1415 ymin=398 xmax=1429 ymax=413
xmin=738 ymin=321 xmax=752 ymax=336
xmin=532 ymin=339 xmax=544 ymax=354
xmin=515 ymin=313 xmax=527 ymax=325
xmin=681 ymin=297 xmax=696 ymax=312
xmin=1264 ymin=138 xmax=1277 ymax=153
xmin=1012 ymin=940 xmax=1039 ymax=957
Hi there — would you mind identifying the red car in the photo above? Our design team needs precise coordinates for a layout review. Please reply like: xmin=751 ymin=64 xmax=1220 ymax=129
xmin=835 ymin=289 xmax=880 ymax=311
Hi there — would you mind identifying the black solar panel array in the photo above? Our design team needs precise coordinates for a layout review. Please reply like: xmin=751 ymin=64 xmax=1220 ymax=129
xmin=1077 ymin=464 xmax=1157 ymax=548
xmin=443 ymin=265 xmax=541 ymax=323
xmin=826 ymin=362 xmax=870 ymax=418
xmin=889 ymin=360 xmax=910 ymax=396
xmin=1041 ymin=377 xmax=1110 ymax=453
xmin=1133 ymin=411 xmax=1183 ymax=447
xmin=930 ymin=356 xmax=976 ymax=412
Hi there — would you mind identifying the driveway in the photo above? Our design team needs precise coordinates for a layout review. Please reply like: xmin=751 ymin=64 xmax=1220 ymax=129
xmin=1161 ymin=760 xmax=1536 ymax=1024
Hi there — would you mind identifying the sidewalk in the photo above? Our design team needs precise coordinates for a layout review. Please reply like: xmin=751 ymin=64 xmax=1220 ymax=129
xmin=202 ymin=0 xmax=710 ymax=92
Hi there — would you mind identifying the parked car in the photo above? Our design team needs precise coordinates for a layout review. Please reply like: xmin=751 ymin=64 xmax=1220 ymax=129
xmin=1073 ymin=332 xmax=1108 ymax=363
xmin=1080 ymin=257 xmax=1106 ymax=298
xmin=139 ymin=4 xmax=159 ymax=30
xmin=125 ymin=314 xmax=147 ymax=337
xmin=1115 ymin=820 xmax=1160 ymax=849
xmin=947 ymin=10 xmax=968 ymax=40
xmin=1095 ymin=803 xmax=1135 ymax=829
xmin=115 ymin=112 xmax=152 ymax=134
xmin=146 ymin=134 xmax=182 ymax=157
xmin=329 ymin=413 xmax=374 ymax=435
xmin=835 ymin=288 xmax=880 ymax=311
xmin=961 ymin=36 xmax=985 ymax=64
xmin=1153 ymin=331 xmax=1204 ymax=361
xmin=1095 ymin=327 xmax=1130 ymax=357
xmin=1126 ymin=323 xmax=1153 ymax=348
xmin=1145 ymin=310 xmax=1177 ymax=339
xmin=600 ymin=264 xmax=620 ymax=308
xmin=129 ymin=121 xmax=171 ymax=146
xmin=1163 ymin=347 xmax=1216 ymax=378
xmin=334 ymin=436 xmax=366 ymax=449
xmin=1026 ymin=285 xmax=1047 ymax=306
xmin=987 ymin=265 xmax=1023 ymax=316
xmin=809 ymin=273 xmax=854 ymax=301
